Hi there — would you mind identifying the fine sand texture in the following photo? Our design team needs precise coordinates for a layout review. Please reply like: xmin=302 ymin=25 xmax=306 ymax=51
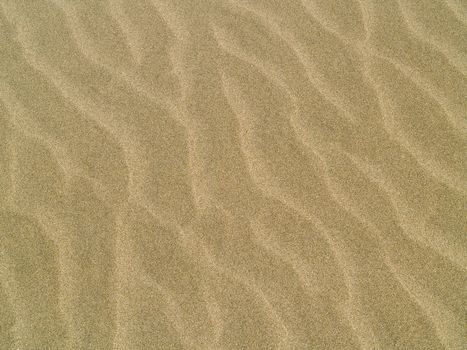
xmin=0 ymin=0 xmax=466 ymax=349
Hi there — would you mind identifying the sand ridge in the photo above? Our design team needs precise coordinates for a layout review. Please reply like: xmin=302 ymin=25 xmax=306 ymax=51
xmin=0 ymin=0 xmax=466 ymax=349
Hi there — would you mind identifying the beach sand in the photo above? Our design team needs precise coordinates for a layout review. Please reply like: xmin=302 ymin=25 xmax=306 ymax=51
xmin=0 ymin=0 xmax=466 ymax=349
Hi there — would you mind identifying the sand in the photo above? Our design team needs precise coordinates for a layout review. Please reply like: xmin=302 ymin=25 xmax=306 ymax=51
xmin=0 ymin=0 xmax=466 ymax=349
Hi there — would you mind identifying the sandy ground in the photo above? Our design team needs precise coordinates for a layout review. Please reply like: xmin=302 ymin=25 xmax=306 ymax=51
xmin=0 ymin=0 xmax=466 ymax=349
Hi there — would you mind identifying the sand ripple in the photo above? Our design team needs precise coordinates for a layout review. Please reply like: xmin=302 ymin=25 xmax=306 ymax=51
xmin=0 ymin=0 xmax=466 ymax=349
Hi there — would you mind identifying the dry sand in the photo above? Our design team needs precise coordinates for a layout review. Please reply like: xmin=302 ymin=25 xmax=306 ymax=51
xmin=0 ymin=0 xmax=466 ymax=349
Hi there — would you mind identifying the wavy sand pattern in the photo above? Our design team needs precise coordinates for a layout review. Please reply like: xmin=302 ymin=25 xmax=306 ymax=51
xmin=0 ymin=0 xmax=466 ymax=349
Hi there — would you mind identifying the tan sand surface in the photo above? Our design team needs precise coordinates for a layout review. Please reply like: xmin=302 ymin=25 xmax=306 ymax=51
xmin=0 ymin=0 xmax=466 ymax=349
